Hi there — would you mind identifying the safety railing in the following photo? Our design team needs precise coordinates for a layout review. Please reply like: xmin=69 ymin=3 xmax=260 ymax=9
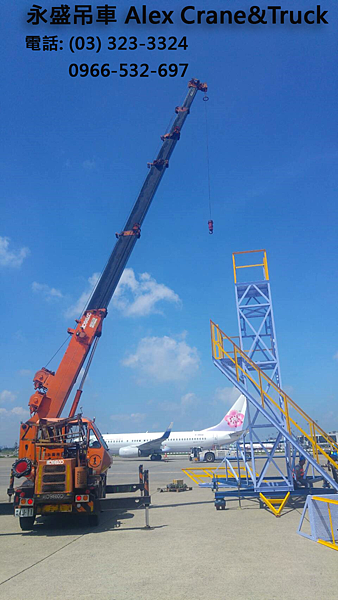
xmin=312 ymin=496 xmax=338 ymax=551
xmin=232 ymin=249 xmax=269 ymax=283
xmin=210 ymin=321 xmax=338 ymax=472
xmin=182 ymin=466 xmax=250 ymax=486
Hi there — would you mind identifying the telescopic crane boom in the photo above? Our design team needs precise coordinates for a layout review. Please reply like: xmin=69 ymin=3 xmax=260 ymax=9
xmin=7 ymin=79 xmax=207 ymax=531
xmin=20 ymin=79 xmax=207 ymax=459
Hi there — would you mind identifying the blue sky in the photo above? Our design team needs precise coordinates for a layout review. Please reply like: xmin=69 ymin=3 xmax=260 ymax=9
xmin=1 ymin=1 xmax=337 ymax=445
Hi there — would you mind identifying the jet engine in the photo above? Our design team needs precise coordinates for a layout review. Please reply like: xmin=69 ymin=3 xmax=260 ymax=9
xmin=119 ymin=446 xmax=141 ymax=458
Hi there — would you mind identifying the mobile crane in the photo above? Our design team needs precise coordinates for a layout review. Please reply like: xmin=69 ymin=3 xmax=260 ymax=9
xmin=5 ymin=79 xmax=207 ymax=531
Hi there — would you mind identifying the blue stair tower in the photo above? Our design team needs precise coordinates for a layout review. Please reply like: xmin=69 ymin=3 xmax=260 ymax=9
xmin=209 ymin=250 xmax=338 ymax=505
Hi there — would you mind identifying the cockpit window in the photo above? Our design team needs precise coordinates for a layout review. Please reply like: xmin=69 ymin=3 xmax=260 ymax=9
xmin=89 ymin=424 xmax=109 ymax=450
xmin=88 ymin=428 xmax=101 ymax=449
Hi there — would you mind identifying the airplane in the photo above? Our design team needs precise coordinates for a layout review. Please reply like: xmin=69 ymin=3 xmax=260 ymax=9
xmin=103 ymin=395 xmax=247 ymax=461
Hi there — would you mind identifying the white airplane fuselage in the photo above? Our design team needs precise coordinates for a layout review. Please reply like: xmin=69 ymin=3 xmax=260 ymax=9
xmin=104 ymin=395 xmax=247 ymax=458
xmin=103 ymin=427 xmax=244 ymax=456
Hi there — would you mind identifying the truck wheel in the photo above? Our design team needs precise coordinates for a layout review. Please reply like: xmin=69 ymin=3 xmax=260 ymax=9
xmin=205 ymin=452 xmax=215 ymax=463
xmin=19 ymin=516 xmax=35 ymax=531
xmin=88 ymin=513 xmax=100 ymax=527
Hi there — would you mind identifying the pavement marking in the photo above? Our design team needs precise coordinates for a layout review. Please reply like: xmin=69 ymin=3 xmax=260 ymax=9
xmin=0 ymin=532 xmax=87 ymax=587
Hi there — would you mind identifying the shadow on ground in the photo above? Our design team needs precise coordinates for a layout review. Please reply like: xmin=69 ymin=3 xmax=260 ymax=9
xmin=0 ymin=510 xmax=143 ymax=537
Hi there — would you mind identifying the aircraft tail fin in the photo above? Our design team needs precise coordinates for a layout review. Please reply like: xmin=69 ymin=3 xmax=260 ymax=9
xmin=204 ymin=395 xmax=247 ymax=432
xmin=162 ymin=422 xmax=173 ymax=441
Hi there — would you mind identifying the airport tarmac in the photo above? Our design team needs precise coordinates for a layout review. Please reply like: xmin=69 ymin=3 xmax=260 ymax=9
xmin=0 ymin=456 xmax=337 ymax=600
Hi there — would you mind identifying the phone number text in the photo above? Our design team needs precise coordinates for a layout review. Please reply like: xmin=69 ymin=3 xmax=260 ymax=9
xmin=70 ymin=36 xmax=188 ymax=52
xmin=69 ymin=63 xmax=189 ymax=77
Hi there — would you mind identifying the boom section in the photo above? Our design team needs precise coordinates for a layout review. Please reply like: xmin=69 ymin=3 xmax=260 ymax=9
xmin=27 ymin=309 xmax=105 ymax=420
xmin=25 ymin=78 xmax=207 ymax=426
xmin=87 ymin=80 xmax=206 ymax=310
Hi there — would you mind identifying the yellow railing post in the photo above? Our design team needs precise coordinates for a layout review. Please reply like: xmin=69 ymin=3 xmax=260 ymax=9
xmin=258 ymin=371 xmax=265 ymax=408
xmin=232 ymin=253 xmax=237 ymax=284
xmin=310 ymin=422 xmax=319 ymax=462
xmin=282 ymin=394 xmax=291 ymax=434
xmin=210 ymin=322 xmax=216 ymax=359
xmin=234 ymin=347 xmax=239 ymax=381
xmin=263 ymin=250 xmax=269 ymax=281
xmin=327 ymin=503 xmax=335 ymax=545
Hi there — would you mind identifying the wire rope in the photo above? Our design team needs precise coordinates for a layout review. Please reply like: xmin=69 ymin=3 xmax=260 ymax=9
xmin=204 ymin=98 xmax=212 ymax=221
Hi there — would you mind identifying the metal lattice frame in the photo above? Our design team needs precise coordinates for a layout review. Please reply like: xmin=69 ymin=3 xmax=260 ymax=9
xmin=232 ymin=250 xmax=293 ymax=490
xmin=210 ymin=321 xmax=338 ymax=492
xmin=212 ymin=250 xmax=338 ymax=494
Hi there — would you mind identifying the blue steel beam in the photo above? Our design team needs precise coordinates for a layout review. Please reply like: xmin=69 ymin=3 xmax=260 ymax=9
xmin=212 ymin=357 xmax=338 ymax=491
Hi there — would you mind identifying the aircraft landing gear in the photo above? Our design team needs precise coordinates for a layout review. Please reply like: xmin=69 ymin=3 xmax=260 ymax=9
xmin=150 ymin=454 xmax=162 ymax=461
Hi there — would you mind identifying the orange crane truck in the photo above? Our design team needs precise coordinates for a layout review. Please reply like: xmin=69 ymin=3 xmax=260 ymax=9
xmin=2 ymin=79 xmax=207 ymax=531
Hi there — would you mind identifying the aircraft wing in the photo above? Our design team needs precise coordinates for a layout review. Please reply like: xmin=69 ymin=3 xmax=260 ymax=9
xmin=137 ymin=422 xmax=173 ymax=453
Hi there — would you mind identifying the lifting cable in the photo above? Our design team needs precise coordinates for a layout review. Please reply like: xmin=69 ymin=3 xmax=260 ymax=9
xmin=43 ymin=275 xmax=101 ymax=370
xmin=203 ymin=94 xmax=213 ymax=234
xmin=44 ymin=335 xmax=69 ymax=369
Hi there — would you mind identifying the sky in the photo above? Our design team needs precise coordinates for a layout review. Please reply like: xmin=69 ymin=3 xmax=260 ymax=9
xmin=1 ymin=0 xmax=337 ymax=445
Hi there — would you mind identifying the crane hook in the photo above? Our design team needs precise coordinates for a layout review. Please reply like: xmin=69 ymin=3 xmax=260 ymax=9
xmin=208 ymin=220 xmax=214 ymax=235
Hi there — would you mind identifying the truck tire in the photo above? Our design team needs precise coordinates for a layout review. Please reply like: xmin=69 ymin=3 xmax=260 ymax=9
xmin=205 ymin=452 xmax=215 ymax=463
xmin=19 ymin=516 xmax=35 ymax=531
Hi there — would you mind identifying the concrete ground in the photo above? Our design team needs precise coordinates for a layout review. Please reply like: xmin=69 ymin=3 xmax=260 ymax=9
xmin=0 ymin=456 xmax=337 ymax=600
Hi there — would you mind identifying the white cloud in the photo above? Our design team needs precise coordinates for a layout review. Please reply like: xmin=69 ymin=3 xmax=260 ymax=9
xmin=19 ymin=369 xmax=31 ymax=377
xmin=0 ymin=390 xmax=16 ymax=404
xmin=0 ymin=406 xmax=29 ymax=418
xmin=181 ymin=392 xmax=197 ymax=408
xmin=161 ymin=392 xmax=198 ymax=414
xmin=333 ymin=351 xmax=338 ymax=362
xmin=110 ymin=413 xmax=146 ymax=423
xmin=0 ymin=236 xmax=30 ymax=268
xmin=65 ymin=268 xmax=179 ymax=320
xmin=160 ymin=401 xmax=180 ymax=411
xmin=213 ymin=386 xmax=240 ymax=405
xmin=83 ymin=159 xmax=96 ymax=170
xmin=112 ymin=268 xmax=180 ymax=317
xmin=11 ymin=406 xmax=29 ymax=417
xmin=65 ymin=273 xmax=100 ymax=318
xmin=122 ymin=335 xmax=200 ymax=383
xmin=32 ymin=281 xmax=63 ymax=300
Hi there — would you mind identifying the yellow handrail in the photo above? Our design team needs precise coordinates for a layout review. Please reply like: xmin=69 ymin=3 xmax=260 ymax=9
xmin=182 ymin=466 xmax=253 ymax=485
xmin=210 ymin=321 xmax=338 ymax=471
